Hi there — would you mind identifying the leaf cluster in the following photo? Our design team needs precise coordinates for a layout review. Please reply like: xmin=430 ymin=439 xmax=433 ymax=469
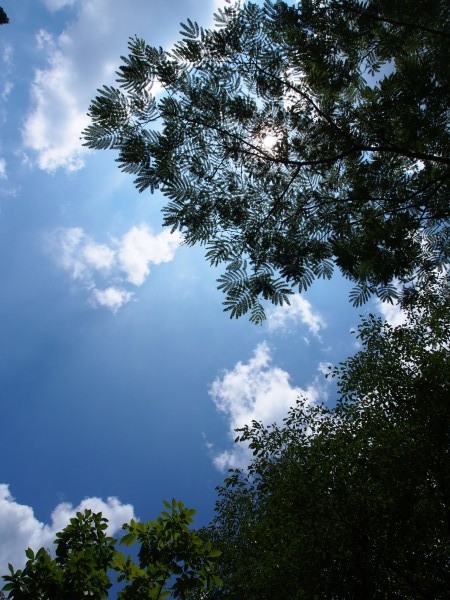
xmin=114 ymin=499 xmax=221 ymax=599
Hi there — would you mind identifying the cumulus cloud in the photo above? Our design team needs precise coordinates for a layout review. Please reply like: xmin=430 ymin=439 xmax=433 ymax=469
xmin=24 ymin=0 xmax=221 ymax=172
xmin=92 ymin=286 xmax=133 ymax=312
xmin=209 ymin=342 xmax=330 ymax=470
xmin=266 ymin=294 xmax=326 ymax=339
xmin=118 ymin=224 xmax=182 ymax=286
xmin=47 ymin=223 xmax=180 ymax=311
xmin=0 ymin=483 xmax=135 ymax=573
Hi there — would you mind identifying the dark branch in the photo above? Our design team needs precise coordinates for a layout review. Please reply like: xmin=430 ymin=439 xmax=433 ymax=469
xmin=338 ymin=1 xmax=450 ymax=41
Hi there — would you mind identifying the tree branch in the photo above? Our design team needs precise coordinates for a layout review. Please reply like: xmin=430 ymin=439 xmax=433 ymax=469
xmin=169 ymin=108 xmax=450 ymax=170
xmin=337 ymin=1 xmax=450 ymax=41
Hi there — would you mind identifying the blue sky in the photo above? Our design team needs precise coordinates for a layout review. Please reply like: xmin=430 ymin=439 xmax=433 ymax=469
xmin=0 ymin=0 xmax=401 ymax=574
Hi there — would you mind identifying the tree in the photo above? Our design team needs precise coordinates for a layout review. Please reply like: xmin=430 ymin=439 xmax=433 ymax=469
xmin=114 ymin=499 xmax=222 ymax=599
xmin=0 ymin=7 xmax=8 ymax=25
xmin=198 ymin=277 xmax=450 ymax=599
xmin=2 ymin=509 xmax=115 ymax=600
xmin=1 ymin=500 xmax=221 ymax=600
xmin=83 ymin=0 xmax=449 ymax=322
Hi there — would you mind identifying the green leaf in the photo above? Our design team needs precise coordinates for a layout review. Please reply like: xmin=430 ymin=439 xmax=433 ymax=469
xmin=120 ymin=532 xmax=137 ymax=547
xmin=25 ymin=548 xmax=34 ymax=560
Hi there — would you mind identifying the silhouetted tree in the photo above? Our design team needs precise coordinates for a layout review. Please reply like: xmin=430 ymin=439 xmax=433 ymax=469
xmin=0 ymin=7 xmax=9 ymax=25
xmin=84 ymin=0 xmax=449 ymax=322
xmin=200 ymin=278 xmax=450 ymax=599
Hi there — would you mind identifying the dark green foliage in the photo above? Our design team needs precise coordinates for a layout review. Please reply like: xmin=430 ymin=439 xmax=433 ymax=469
xmin=84 ymin=0 xmax=450 ymax=322
xmin=2 ymin=502 xmax=221 ymax=600
xmin=0 ymin=7 xmax=8 ymax=25
xmin=200 ymin=278 xmax=450 ymax=599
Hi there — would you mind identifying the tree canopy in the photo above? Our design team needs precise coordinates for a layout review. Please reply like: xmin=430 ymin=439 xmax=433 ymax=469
xmin=84 ymin=0 xmax=449 ymax=322
xmin=198 ymin=277 xmax=450 ymax=599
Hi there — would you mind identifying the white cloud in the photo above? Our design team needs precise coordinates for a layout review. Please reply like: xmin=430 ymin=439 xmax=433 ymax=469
xmin=209 ymin=342 xmax=330 ymax=470
xmin=0 ymin=483 xmax=135 ymax=573
xmin=118 ymin=224 xmax=182 ymax=286
xmin=317 ymin=361 xmax=333 ymax=376
xmin=1 ymin=41 xmax=12 ymax=67
xmin=24 ymin=0 xmax=221 ymax=172
xmin=50 ymin=226 xmax=87 ymax=279
xmin=377 ymin=299 xmax=407 ymax=328
xmin=23 ymin=29 xmax=89 ymax=172
xmin=48 ymin=223 xmax=180 ymax=311
xmin=43 ymin=0 xmax=78 ymax=10
xmin=266 ymin=294 xmax=326 ymax=339
xmin=82 ymin=242 xmax=115 ymax=270
xmin=49 ymin=226 xmax=112 ymax=281
xmin=0 ymin=158 xmax=6 ymax=179
xmin=0 ymin=41 xmax=13 ymax=123
xmin=375 ymin=281 xmax=407 ymax=328
xmin=92 ymin=286 xmax=133 ymax=312
xmin=1 ymin=80 xmax=13 ymax=102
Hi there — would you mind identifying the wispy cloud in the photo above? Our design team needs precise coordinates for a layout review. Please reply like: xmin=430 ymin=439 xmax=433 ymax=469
xmin=43 ymin=0 xmax=78 ymax=10
xmin=266 ymin=294 xmax=326 ymax=340
xmin=0 ymin=41 xmax=13 ymax=124
xmin=209 ymin=342 xmax=330 ymax=471
xmin=0 ymin=158 xmax=6 ymax=179
xmin=47 ymin=223 xmax=181 ymax=311
xmin=0 ymin=41 xmax=12 ymax=68
xmin=0 ymin=483 xmax=135 ymax=573
xmin=23 ymin=28 xmax=90 ymax=172
xmin=24 ymin=0 xmax=221 ymax=172
xmin=49 ymin=226 xmax=113 ymax=281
